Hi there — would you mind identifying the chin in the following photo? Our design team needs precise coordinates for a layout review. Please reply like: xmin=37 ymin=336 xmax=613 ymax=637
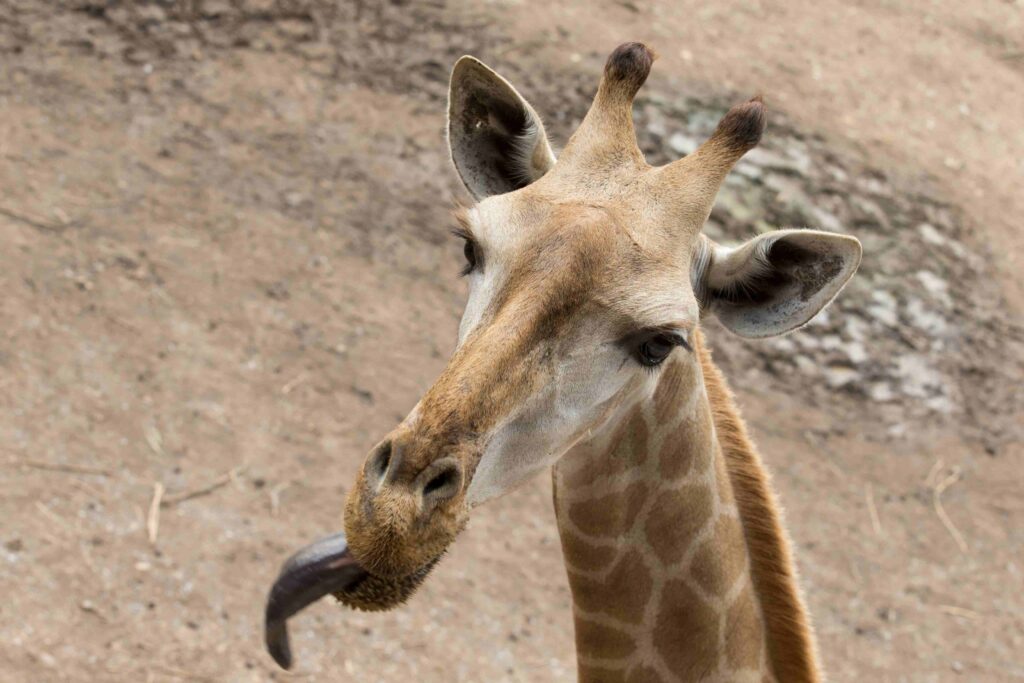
xmin=334 ymin=554 xmax=443 ymax=611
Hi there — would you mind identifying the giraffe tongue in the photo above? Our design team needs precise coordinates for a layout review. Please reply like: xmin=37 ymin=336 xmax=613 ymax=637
xmin=264 ymin=532 xmax=369 ymax=670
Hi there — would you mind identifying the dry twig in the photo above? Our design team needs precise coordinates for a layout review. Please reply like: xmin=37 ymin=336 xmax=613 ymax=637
xmin=281 ymin=373 xmax=308 ymax=395
xmin=932 ymin=466 xmax=968 ymax=553
xmin=0 ymin=205 xmax=70 ymax=233
xmin=161 ymin=465 xmax=246 ymax=508
xmin=13 ymin=460 xmax=110 ymax=476
xmin=35 ymin=501 xmax=74 ymax=534
xmin=269 ymin=481 xmax=291 ymax=517
xmin=924 ymin=458 xmax=944 ymax=488
xmin=939 ymin=604 xmax=981 ymax=620
xmin=147 ymin=665 xmax=218 ymax=682
xmin=144 ymin=424 xmax=164 ymax=455
xmin=865 ymin=484 xmax=883 ymax=535
xmin=79 ymin=599 xmax=109 ymax=623
xmin=147 ymin=483 xmax=164 ymax=544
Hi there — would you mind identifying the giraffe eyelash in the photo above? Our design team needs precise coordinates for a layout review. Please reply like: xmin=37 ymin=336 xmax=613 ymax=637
xmin=451 ymin=226 xmax=481 ymax=277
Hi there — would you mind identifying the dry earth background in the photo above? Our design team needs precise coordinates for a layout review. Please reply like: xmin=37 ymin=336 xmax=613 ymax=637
xmin=2 ymin=1 xmax=1023 ymax=681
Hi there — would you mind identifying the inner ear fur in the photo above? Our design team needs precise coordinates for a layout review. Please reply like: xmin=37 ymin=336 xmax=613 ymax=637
xmin=693 ymin=230 xmax=862 ymax=338
xmin=447 ymin=56 xmax=556 ymax=200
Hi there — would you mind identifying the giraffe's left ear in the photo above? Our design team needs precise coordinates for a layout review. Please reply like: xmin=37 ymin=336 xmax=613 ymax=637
xmin=692 ymin=229 xmax=862 ymax=338
xmin=447 ymin=56 xmax=556 ymax=200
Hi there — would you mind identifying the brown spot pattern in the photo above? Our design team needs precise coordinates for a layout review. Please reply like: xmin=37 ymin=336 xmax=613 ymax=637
xmin=569 ymin=549 xmax=652 ymax=624
xmin=726 ymin=587 xmax=765 ymax=671
xmin=569 ymin=481 xmax=648 ymax=537
xmin=690 ymin=517 xmax=747 ymax=598
xmin=643 ymin=484 xmax=713 ymax=565
xmin=575 ymin=618 xmax=637 ymax=660
xmin=657 ymin=418 xmax=699 ymax=480
xmin=653 ymin=579 xmax=720 ymax=677
xmin=565 ymin=407 xmax=647 ymax=490
xmin=625 ymin=664 xmax=665 ymax=683
xmin=561 ymin=532 xmax=618 ymax=573
xmin=578 ymin=663 xmax=626 ymax=683
xmin=617 ymin=409 xmax=649 ymax=465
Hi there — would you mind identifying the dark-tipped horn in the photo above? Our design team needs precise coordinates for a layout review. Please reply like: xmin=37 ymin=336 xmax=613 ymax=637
xmin=264 ymin=532 xmax=368 ymax=670
xmin=602 ymin=42 xmax=656 ymax=102
xmin=656 ymin=96 xmax=767 ymax=228
xmin=695 ymin=96 xmax=766 ymax=165
xmin=556 ymin=42 xmax=656 ymax=172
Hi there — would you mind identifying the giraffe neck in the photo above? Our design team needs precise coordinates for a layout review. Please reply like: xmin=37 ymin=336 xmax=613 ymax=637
xmin=552 ymin=330 xmax=820 ymax=682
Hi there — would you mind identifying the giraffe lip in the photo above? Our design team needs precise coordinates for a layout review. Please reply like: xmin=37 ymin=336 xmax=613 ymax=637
xmin=264 ymin=532 xmax=369 ymax=670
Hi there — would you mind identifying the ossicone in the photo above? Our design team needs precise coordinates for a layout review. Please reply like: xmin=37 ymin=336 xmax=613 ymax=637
xmin=712 ymin=96 xmax=767 ymax=154
xmin=602 ymin=42 xmax=656 ymax=99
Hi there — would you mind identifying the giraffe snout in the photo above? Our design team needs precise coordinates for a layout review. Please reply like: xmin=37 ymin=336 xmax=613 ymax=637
xmin=362 ymin=436 xmax=465 ymax=510
xmin=343 ymin=430 xmax=471 ymax=582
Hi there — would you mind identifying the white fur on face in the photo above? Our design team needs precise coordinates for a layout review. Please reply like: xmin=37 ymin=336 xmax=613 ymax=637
xmin=466 ymin=328 xmax=652 ymax=505
xmin=456 ymin=201 xmax=517 ymax=343
xmin=452 ymin=197 xmax=698 ymax=505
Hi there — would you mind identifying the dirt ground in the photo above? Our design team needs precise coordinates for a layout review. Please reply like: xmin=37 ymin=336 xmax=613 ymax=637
xmin=1 ymin=1 xmax=1022 ymax=681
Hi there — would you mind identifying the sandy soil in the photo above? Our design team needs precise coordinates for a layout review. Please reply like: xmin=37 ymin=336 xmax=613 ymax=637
xmin=1 ymin=1 xmax=1022 ymax=681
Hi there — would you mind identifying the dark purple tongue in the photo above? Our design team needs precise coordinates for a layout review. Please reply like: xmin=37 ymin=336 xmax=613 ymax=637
xmin=264 ymin=532 xmax=368 ymax=670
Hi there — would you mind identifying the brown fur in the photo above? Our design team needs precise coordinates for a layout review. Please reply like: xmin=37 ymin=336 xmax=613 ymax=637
xmin=696 ymin=329 xmax=822 ymax=682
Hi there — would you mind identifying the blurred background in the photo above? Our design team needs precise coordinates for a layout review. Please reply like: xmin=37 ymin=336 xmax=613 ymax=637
xmin=1 ymin=1 xmax=1023 ymax=681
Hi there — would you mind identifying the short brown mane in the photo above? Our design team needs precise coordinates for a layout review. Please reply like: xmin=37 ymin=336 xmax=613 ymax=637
xmin=696 ymin=329 xmax=822 ymax=682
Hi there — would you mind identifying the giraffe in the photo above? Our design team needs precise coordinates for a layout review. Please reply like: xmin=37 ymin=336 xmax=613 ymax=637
xmin=264 ymin=43 xmax=861 ymax=682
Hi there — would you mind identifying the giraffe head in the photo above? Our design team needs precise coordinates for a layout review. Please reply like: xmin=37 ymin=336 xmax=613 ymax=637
xmin=265 ymin=43 xmax=860 ymax=667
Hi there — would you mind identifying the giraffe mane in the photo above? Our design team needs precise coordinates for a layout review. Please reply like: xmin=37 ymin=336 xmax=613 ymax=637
xmin=696 ymin=329 xmax=823 ymax=681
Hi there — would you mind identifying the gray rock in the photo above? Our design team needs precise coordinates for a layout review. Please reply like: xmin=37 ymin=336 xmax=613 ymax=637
xmin=807 ymin=308 xmax=832 ymax=328
xmin=667 ymin=132 xmax=700 ymax=156
xmin=824 ymin=365 xmax=859 ymax=388
xmin=904 ymin=297 xmax=949 ymax=336
xmin=895 ymin=354 xmax=944 ymax=399
xmin=917 ymin=222 xmax=946 ymax=247
xmin=769 ymin=337 xmax=798 ymax=354
xmin=843 ymin=315 xmax=871 ymax=343
xmin=809 ymin=206 xmax=844 ymax=232
xmin=867 ymin=290 xmax=899 ymax=327
xmin=713 ymin=184 xmax=766 ymax=223
xmin=819 ymin=334 xmax=844 ymax=351
xmin=867 ymin=382 xmax=896 ymax=402
xmin=745 ymin=145 xmax=811 ymax=174
xmin=915 ymin=270 xmax=951 ymax=305
xmin=850 ymin=195 xmax=890 ymax=229
xmin=842 ymin=341 xmax=869 ymax=365
xmin=793 ymin=355 xmax=819 ymax=375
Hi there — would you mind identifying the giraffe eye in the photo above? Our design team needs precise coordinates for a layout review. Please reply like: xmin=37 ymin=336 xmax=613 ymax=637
xmin=461 ymin=238 xmax=478 ymax=274
xmin=636 ymin=332 xmax=688 ymax=367
xmin=452 ymin=228 xmax=481 ymax=277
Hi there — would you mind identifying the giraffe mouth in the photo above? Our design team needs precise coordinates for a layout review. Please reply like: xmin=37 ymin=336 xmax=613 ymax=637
xmin=264 ymin=531 xmax=441 ymax=670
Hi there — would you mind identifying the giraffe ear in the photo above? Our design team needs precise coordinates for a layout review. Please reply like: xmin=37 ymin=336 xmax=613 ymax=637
xmin=692 ymin=230 xmax=862 ymax=338
xmin=447 ymin=56 xmax=556 ymax=200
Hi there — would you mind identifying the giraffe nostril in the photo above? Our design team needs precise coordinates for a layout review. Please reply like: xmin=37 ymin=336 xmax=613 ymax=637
xmin=424 ymin=468 xmax=456 ymax=495
xmin=366 ymin=440 xmax=393 ymax=489
xmin=418 ymin=459 xmax=462 ymax=504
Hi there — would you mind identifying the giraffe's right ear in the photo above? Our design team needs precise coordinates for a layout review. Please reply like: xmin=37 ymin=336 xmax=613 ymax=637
xmin=448 ymin=56 xmax=556 ymax=200
xmin=692 ymin=230 xmax=862 ymax=338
